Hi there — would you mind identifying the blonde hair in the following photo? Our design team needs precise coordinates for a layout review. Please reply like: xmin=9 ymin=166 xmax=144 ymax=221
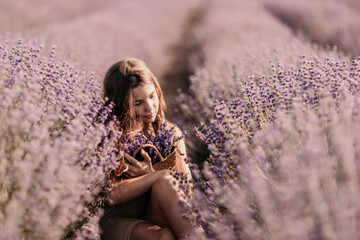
xmin=103 ymin=58 xmax=166 ymax=134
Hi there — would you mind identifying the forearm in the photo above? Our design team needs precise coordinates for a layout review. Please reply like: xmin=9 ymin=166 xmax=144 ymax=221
xmin=107 ymin=170 xmax=166 ymax=206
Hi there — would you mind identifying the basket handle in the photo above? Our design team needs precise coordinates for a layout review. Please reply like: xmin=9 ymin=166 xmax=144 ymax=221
xmin=131 ymin=144 xmax=164 ymax=162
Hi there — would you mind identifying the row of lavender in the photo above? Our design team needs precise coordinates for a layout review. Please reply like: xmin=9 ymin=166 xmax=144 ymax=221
xmin=0 ymin=1 xmax=204 ymax=239
xmin=179 ymin=0 xmax=360 ymax=239
xmin=0 ymin=40 xmax=121 ymax=239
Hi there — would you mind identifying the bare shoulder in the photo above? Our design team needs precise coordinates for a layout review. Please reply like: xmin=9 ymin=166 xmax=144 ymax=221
xmin=165 ymin=121 xmax=183 ymax=137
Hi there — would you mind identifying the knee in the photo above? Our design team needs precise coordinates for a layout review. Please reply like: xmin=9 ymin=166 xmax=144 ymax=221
xmin=157 ymin=228 xmax=176 ymax=240
xmin=152 ymin=170 xmax=176 ymax=193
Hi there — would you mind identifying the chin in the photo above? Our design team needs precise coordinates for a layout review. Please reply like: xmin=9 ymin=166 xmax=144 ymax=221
xmin=143 ymin=118 xmax=156 ymax=124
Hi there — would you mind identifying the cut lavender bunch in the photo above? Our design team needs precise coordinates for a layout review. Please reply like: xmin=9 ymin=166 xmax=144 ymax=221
xmin=121 ymin=121 xmax=184 ymax=166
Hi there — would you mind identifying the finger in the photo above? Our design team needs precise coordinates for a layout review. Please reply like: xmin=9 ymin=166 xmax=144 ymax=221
xmin=141 ymin=149 xmax=151 ymax=163
xmin=124 ymin=153 xmax=140 ymax=166
xmin=125 ymin=166 xmax=136 ymax=177
xmin=127 ymin=164 xmax=139 ymax=172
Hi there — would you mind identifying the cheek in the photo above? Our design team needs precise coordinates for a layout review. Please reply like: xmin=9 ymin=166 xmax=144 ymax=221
xmin=134 ymin=106 xmax=142 ymax=116
xmin=154 ymin=99 xmax=159 ymax=110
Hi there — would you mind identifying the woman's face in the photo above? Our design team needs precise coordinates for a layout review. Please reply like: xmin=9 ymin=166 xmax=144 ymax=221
xmin=131 ymin=84 xmax=159 ymax=125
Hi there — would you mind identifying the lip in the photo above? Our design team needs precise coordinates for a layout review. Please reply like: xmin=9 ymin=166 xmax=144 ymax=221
xmin=143 ymin=114 xmax=154 ymax=119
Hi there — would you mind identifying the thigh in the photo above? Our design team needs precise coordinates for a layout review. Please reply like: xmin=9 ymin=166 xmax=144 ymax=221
xmin=147 ymin=189 xmax=169 ymax=228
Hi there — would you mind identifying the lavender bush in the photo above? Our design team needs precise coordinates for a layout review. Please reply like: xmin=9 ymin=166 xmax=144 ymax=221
xmin=188 ymin=89 xmax=360 ymax=239
xmin=177 ymin=38 xmax=351 ymax=164
xmin=198 ymin=55 xmax=359 ymax=142
xmin=177 ymin=0 xmax=299 ymax=161
xmin=0 ymin=39 xmax=119 ymax=239
xmin=181 ymin=38 xmax=350 ymax=122
xmin=173 ymin=1 xmax=360 ymax=237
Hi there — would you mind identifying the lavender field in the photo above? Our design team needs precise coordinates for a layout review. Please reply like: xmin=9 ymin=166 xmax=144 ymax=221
xmin=1 ymin=0 xmax=360 ymax=239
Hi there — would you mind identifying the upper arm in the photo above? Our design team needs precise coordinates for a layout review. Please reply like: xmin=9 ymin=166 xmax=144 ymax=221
xmin=171 ymin=124 xmax=191 ymax=178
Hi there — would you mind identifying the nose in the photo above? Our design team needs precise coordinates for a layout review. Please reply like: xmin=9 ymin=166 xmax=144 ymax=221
xmin=144 ymin=100 xmax=152 ymax=112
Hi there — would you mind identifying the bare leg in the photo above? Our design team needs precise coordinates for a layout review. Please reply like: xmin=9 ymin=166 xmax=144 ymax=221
xmin=148 ymin=170 xmax=195 ymax=239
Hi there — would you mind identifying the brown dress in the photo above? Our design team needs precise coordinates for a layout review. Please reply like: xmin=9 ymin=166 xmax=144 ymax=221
xmin=99 ymin=192 xmax=151 ymax=240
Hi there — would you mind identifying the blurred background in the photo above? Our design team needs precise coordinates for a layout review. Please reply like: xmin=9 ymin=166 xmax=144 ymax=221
xmin=0 ymin=0 xmax=205 ymax=120
xmin=1 ymin=0 xmax=359 ymax=120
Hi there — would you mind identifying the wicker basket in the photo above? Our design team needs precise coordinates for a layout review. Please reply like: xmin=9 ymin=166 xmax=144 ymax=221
xmin=131 ymin=144 xmax=177 ymax=171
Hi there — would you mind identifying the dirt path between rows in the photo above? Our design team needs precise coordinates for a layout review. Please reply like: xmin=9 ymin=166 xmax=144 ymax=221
xmin=159 ymin=5 xmax=211 ymax=165
xmin=159 ymin=6 xmax=205 ymax=122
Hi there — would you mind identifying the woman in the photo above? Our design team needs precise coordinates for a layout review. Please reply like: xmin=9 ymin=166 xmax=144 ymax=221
xmin=100 ymin=58 xmax=195 ymax=240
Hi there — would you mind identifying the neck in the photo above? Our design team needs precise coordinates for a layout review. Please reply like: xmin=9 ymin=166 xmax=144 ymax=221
xmin=143 ymin=122 xmax=150 ymax=129
xmin=143 ymin=123 xmax=151 ymax=132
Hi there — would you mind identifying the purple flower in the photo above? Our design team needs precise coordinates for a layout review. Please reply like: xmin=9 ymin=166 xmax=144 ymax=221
xmin=121 ymin=121 xmax=184 ymax=165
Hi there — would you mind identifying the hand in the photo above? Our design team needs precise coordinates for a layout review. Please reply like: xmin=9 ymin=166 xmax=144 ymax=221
xmin=124 ymin=149 xmax=155 ymax=177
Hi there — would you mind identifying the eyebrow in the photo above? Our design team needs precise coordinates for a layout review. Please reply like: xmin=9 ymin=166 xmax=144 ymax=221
xmin=134 ymin=91 xmax=156 ymax=102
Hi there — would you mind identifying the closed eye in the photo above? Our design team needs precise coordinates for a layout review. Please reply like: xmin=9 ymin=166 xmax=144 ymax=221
xmin=133 ymin=91 xmax=156 ymax=106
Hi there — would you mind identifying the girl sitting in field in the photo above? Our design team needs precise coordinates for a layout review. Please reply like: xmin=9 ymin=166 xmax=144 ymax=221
xmin=99 ymin=58 xmax=196 ymax=240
